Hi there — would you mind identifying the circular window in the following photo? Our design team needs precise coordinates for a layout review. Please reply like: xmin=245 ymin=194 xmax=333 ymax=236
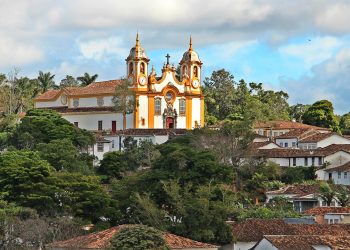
xmin=165 ymin=91 xmax=173 ymax=102
xmin=60 ymin=94 xmax=68 ymax=105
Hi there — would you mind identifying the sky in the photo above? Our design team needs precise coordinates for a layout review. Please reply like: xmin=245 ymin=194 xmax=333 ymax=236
xmin=1 ymin=0 xmax=350 ymax=114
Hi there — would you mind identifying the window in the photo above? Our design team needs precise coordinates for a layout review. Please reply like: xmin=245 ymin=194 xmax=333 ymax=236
xmin=129 ymin=62 xmax=133 ymax=75
xmin=97 ymin=143 xmax=104 ymax=152
xmin=274 ymin=132 xmax=278 ymax=137
xmin=293 ymin=158 xmax=296 ymax=166
xmin=312 ymin=157 xmax=315 ymax=166
xmin=304 ymin=157 xmax=308 ymax=166
xmin=74 ymin=122 xmax=79 ymax=127
xmin=345 ymin=172 xmax=348 ymax=179
xmin=279 ymin=142 xmax=283 ymax=147
xmin=73 ymin=99 xmax=79 ymax=108
xmin=179 ymin=99 xmax=186 ymax=116
xmin=318 ymin=157 xmax=322 ymax=166
xmin=97 ymin=97 xmax=104 ymax=107
xmin=98 ymin=120 xmax=103 ymax=131
xmin=284 ymin=142 xmax=288 ymax=147
xmin=292 ymin=142 xmax=296 ymax=147
xmin=165 ymin=91 xmax=174 ymax=102
xmin=140 ymin=62 xmax=145 ymax=74
xmin=193 ymin=66 xmax=198 ymax=77
xmin=338 ymin=171 xmax=341 ymax=179
xmin=155 ymin=98 xmax=161 ymax=115
xmin=112 ymin=140 xmax=115 ymax=148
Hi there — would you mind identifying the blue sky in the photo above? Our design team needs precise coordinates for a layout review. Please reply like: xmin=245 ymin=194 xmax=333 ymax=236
xmin=1 ymin=0 xmax=350 ymax=114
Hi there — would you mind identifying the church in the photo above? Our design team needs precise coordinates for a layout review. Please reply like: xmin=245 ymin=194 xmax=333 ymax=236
xmin=35 ymin=34 xmax=204 ymax=159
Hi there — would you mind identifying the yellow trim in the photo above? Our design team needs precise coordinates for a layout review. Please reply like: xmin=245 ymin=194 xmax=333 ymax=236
xmin=148 ymin=96 xmax=154 ymax=128
xmin=134 ymin=95 xmax=139 ymax=128
xmin=200 ymin=97 xmax=205 ymax=127
xmin=186 ymin=97 xmax=192 ymax=129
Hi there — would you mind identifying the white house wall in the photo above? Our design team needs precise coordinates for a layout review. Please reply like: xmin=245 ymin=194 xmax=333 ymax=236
xmin=324 ymin=151 xmax=350 ymax=167
xmin=35 ymin=97 xmax=64 ymax=108
xmin=275 ymin=138 xmax=297 ymax=148
xmin=252 ymin=239 xmax=278 ymax=250
xmin=70 ymin=96 xmax=114 ymax=108
xmin=153 ymin=71 xmax=185 ymax=93
xmin=138 ymin=95 xmax=149 ymax=128
xmin=317 ymin=135 xmax=350 ymax=148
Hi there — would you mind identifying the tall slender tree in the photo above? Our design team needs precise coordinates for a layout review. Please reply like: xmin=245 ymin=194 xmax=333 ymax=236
xmin=77 ymin=73 xmax=98 ymax=87
xmin=112 ymin=79 xmax=137 ymax=130
xmin=37 ymin=71 xmax=57 ymax=93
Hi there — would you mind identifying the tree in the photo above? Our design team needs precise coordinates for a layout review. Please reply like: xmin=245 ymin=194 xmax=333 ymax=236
xmin=289 ymin=104 xmax=310 ymax=122
xmin=37 ymin=71 xmax=57 ymax=93
xmin=302 ymin=100 xmax=339 ymax=131
xmin=318 ymin=182 xmax=336 ymax=206
xmin=59 ymin=75 xmax=79 ymax=88
xmin=112 ymin=79 xmax=137 ymax=130
xmin=77 ymin=72 xmax=98 ymax=87
xmin=36 ymin=138 xmax=93 ymax=173
xmin=335 ymin=186 xmax=350 ymax=207
xmin=10 ymin=109 xmax=95 ymax=150
xmin=340 ymin=112 xmax=350 ymax=135
xmin=110 ymin=225 xmax=169 ymax=250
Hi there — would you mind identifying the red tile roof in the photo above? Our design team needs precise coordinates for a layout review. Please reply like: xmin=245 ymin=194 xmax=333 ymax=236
xmin=35 ymin=80 xmax=122 ymax=101
xmin=254 ymin=120 xmax=330 ymax=131
xmin=257 ymin=144 xmax=350 ymax=158
xmin=325 ymin=162 xmax=350 ymax=172
xmin=304 ymin=206 xmax=350 ymax=216
xmin=266 ymin=184 xmax=320 ymax=198
xmin=274 ymin=128 xmax=318 ymax=139
xmin=46 ymin=225 xmax=218 ymax=249
xmin=299 ymin=132 xmax=339 ymax=143
xmin=259 ymin=235 xmax=350 ymax=250
xmin=232 ymin=218 xmax=350 ymax=242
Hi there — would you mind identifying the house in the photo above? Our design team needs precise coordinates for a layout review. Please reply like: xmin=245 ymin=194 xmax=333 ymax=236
xmin=46 ymin=224 xmax=218 ymax=250
xmin=34 ymin=35 xmax=204 ymax=160
xmin=304 ymin=206 xmax=350 ymax=224
xmin=253 ymin=120 xmax=330 ymax=138
xmin=221 ymin=218 xmax=350 ymax=250
xmin=251 ymin=235 xmax=350 ymax=250
xmin=265 ymin=184 xmax=341 ymax=212
xmin=322 ymin=162 xmax=350 ymax=185
xmin=274 ymin=128 xmax=319 ymax=148
xmin=257 ymin=144 xmax=350 ymax=168
xmin=298 ymin=132 xmax=350 ymax=149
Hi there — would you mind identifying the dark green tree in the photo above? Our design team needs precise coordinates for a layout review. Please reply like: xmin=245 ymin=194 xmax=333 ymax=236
xmin=318 ymin=182 xmax=336 ymax=206
xmin=289 ymin=104 xmax=310 ymax=122
xmin=340 ymin=112 xmax=350 ymax=135
xmin=110 ymin=225 xmax=169 ymax=250
xmin=37 ymin=71 xmax=57 ymax=93
xmin=302 ymin=100 xmax=339 ymax=131
xmin=59 ymin=75 xmax=79 ymax=88
xmin=77 ymin=73 xmax=98 ymax=87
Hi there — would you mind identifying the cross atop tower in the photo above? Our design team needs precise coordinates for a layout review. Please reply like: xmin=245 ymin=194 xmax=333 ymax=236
xmin=166 ymin=53 xmax=170 ymax=65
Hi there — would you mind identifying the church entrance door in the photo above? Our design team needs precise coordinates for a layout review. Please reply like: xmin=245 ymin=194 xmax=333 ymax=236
xmin=166 ymin=117 xmax=174 ymax=129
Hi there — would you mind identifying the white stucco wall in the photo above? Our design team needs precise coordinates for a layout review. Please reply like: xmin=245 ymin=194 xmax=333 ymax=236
xmin=324 ymin=151 xmax=350 ymax=167
xmin=317 ymin=135 xmax=350 ymax=148
xmin=259 ymin=143 xmax=280 ymax=149
xmin=267 ymin=156 xmax=324 ymax=167
xmin=69 ymin=96 xmax=114 ymax=108
xmin=137 ymin=95 xmax=149 ymax=128
xmin=252 ymin=239 xmax=278 ymax=250
xmin=36 ymin=97 xmax=64 ymax=108
xmin=275 ymin=138 xmax=298 ymax=148
xmin=62 ymin=113 xmax=134 ymax=131
xmin=326 ymin=170 xmax=350 ymax=185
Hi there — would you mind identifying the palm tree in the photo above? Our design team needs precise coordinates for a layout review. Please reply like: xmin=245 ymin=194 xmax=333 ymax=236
xmin=37 ymin=71 xmax=57 ymax=93
xmin=318 ymin=182 xmax=336 ymax=206
xmin=77 ymin=73 xmax=98 ymax=87
xmin=335 ymin=186 xmax=350 ymax=207
xmin=112 ymin=79 xmax=137 ymax=130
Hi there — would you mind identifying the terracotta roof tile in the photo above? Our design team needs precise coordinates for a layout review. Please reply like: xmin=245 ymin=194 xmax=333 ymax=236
xmin=35 ymin=80 xmax=122 ymax=101
xmin=232 ymin=218 xmax=350 ymax=242
xmin=260 ymin=235 xmax=350 ymax=250
xmin=304 ymin=206 xmax=350 ymax=216
xmin=299 ymin=132 xmax=338 ymax=143
xmin=266 ymin=184 xmax=320 ymax=197
xmin=35 ymin=89 xmax=61 ymax=101
xmin=254 ymin=120 xmax=330 ymax=131
xmin=325 ymin=162 xmax=350 ymax=172
xmin=46 ymin=225 xmax=217 ymax=249
xmin=274 ymin=128 xmax=320 ymax=139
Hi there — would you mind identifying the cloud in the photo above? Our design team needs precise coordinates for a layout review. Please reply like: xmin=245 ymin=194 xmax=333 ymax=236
xmin=0 ymin=37 xmax=43 ymax=67
xmin=77 ymin=37 xmax=128 ymax=61
xmin=279 ymin=37 xmax=343 ymax=67
xmin=280 ymin=47 xmax=350 ymax=114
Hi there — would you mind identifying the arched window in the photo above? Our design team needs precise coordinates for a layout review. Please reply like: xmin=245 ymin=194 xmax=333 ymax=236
xmin=140 ymin=62 xmax=145 ymax=74
xmin=193 ymin=66 xmax=198 ymax=77
xmin=182 ymin=65 xmax=187 ymax=75
xmin=154 ymin=98 xmax=161 ymax=115
xmin=129 ymin=62 xmax=133 ymax=75
xmin=179 ymin=99 xmax=186 ymax=116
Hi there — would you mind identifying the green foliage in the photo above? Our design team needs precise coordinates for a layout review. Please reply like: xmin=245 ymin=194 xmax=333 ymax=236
xmin=110 ymin=225 xmax=169 ymax=250
xmin=59 ymin=75 xmax=79 ymax=88
xmin=236 ymin=206 xmax=300 ymax=222
xmin=37 ymin=71 xmax=57 ymax=93
xmin=203 ymin=69 xmax=289 ymax=123
xmin=335 ymin=185 xmax=350 ymax=207
xmin=302 ymin=100 xmax=339 ymax=131
xmin=281 ymin=166 xmax=316 ymax=184
xmin=77 ymin=72 xmax=98 ymax=87
xmin=10 ymin=109 xmax=95 ymax=149
xmin=318 ymin=182 xmax=336 ymax=206
xmin=340 ymin=112 xmax=350 ymax=135
xmin=36 ymin=139 xmax=94 ymax=173
xmin=289 ymin=104 xmax=310 ymax=122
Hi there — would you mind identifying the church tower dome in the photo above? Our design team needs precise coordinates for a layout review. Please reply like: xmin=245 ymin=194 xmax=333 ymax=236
xmin=127 ymin=32 xmax=149 ymax=61
xmin=179 ymin=37 xmax=202 ymax=83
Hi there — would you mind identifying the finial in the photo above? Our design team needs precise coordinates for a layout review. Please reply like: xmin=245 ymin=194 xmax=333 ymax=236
xmin=136 ymin=31 xmax=140 ymax=48
xmin=189 ymin=36 xmax=193 ymax=51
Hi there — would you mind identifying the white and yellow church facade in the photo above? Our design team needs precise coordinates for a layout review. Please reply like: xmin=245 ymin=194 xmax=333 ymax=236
xmin=35 ymin=34 xmax=204 ymax=159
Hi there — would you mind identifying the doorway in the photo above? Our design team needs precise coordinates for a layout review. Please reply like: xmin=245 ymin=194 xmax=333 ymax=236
xmin=166 ymin=117 xmax=174 ymax=129
xmin=112 ymin=121 xmax=117 ymax=133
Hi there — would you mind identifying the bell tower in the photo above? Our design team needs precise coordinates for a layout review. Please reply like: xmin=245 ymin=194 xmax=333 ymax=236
xmin=126 ymin=33 xmax=150 ymax=90
xmin=179 ymin=37 xmax=202 ymax=92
